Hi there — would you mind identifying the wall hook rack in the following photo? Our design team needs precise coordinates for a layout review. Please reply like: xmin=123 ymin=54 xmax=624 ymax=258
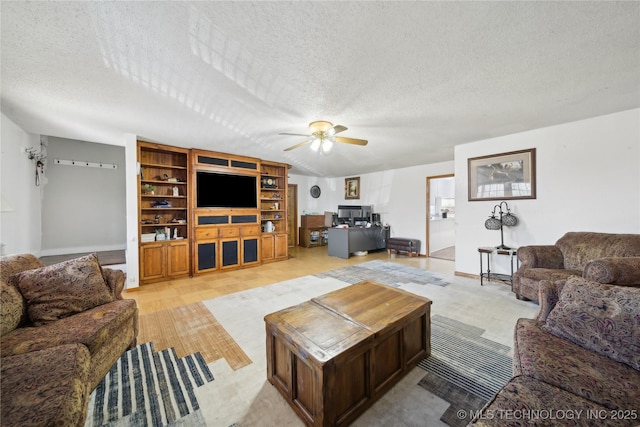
xmin=54 ymin=158 xmax=118 ymax=169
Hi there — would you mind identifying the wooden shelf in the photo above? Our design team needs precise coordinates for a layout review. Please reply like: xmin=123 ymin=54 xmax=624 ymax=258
xmin=138 ymin=141 xmax=191 ymax=284
xmin=140 ymin=162 xmax=187 ymax=170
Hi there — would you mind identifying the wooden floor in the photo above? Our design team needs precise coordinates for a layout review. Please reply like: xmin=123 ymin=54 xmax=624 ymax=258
xmin=123 ymin=246 xmax=455 ymax=368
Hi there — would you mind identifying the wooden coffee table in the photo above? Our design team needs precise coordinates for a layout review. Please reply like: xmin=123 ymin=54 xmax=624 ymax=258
xmin=265 ymin=280 xmax=432 ymax=427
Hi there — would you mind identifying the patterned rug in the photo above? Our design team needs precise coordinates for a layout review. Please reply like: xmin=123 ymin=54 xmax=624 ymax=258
xmin=85 ymin=342 xmax=214 ymax=427
xmin=314 ymin=260 xmax=449 ymax=287
xmin=417 ymin=315 xmax=513 ymax=426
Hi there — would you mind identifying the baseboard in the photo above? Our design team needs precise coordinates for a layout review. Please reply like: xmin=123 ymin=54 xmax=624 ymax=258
xmin=39 ymin=244 xmax=126 ymax=257
xmin=455 ymin=271 xmax=478 ymax=279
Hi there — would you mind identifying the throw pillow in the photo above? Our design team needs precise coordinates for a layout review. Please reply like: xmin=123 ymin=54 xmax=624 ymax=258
xmin=15 ymin=253 xmax=114 ymax=326
xmin=544 ymin=275 xmax=640 ymax=370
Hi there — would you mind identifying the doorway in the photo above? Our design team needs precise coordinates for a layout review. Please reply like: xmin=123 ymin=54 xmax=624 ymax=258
xmin=425 ymin=174 xmax=455 ymax=261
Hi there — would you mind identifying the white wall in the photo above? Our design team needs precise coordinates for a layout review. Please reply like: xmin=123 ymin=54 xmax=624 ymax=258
xmin=290 ymin=160 xmax=456 ymax=255
xmin=41 ymin=137 xmax=126 ymax=255
xmin=455 ymin=108 xmax=640 ymax=276
xmin=0 ymin=114 xmax=42 ymax=255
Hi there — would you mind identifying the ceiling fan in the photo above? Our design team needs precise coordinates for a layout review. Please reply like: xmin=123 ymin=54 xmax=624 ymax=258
xmin=280 ymin=121 xmax=368 ymax=153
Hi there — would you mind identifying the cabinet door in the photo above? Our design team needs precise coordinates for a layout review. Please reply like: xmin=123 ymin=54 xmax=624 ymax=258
xmin=242 ymin=237 xmax=259 ymax=266
xmin=221 ymin=238 xmax=240 ymax=268
xmin=261 ymin=234 xmax=275 ymax=260
xmin=167 ymin=240 xmax=190 ymax=277
xmin=140 ymin=243 xmax=165 ymax=282
xmin=275 ymin=233 xmax=289 ymax=259
xmin=197 ymin=241 xmax=218 ymax=272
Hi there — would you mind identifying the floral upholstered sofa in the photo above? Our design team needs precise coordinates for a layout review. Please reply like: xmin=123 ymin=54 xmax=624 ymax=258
xmin=470 ymin=276 xmax=640 ymax=427
xmin=513 ymin=231 xmax=640 ymax=302
xmin=0 ymin=253 xmax=138 ymax=427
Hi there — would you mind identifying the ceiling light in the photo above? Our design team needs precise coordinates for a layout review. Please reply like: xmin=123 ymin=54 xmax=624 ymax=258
xmin=322 ymin=138 xmax=333 ymax=153
xmin=310 ymin=137 xmax=321 ymax=151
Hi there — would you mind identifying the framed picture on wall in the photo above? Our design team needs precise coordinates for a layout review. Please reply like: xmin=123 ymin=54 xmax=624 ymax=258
xmin=345 ymin=177 xmax=360 ymax=200
xmin=468 ymin=148 xmax=536 ymax=201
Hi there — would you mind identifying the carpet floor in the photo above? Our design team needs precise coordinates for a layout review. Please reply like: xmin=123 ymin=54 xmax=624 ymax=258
xmin=89 ymin=261 xmax=538 ymax=426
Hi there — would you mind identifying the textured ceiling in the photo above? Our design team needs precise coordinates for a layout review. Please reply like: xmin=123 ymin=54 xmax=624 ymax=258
xmin=2 ymin=2 xmax=639 ymax=177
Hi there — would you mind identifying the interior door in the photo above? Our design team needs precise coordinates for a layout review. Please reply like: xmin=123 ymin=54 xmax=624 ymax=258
xmin=287 ymin=184 xmax=298 ymax=247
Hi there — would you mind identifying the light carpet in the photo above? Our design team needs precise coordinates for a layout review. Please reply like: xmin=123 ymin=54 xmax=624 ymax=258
xmin=193 ymin=261 xmax=538 ymax=426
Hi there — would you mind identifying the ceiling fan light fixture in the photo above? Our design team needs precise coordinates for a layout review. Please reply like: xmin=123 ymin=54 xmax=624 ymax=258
xmin=310 ymin=137 xmax=321 ymax=151
xmin=309 ymin=120 xmax=332 ymax=134
xmin=322 ymin=138 xmax=333 ymax=153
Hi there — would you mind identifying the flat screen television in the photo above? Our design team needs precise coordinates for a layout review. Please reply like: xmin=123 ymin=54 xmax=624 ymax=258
xmin=196 ymin=171 xmax=257 ymax=208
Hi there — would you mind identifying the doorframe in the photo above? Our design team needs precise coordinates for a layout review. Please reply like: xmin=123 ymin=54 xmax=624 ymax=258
xmin=425 ymin=174 xmax=454 ymax=257
xmin=287 ymin=183 xmax=298 ymax=247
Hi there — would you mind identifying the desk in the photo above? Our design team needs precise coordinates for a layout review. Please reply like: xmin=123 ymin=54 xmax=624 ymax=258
xmin=327 ymin=226 xmax=389 ymax=259
xmin=478 ymin=247 xmax=519 ymax=289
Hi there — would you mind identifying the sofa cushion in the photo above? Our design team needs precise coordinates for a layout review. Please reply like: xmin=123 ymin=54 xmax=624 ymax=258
xmin=0 ymin=299 xmax=137 ymax=358
xmin=1 ymin=343 xmax=90 ymax=427
xmin=14 ymin=253 xmax=114 ymax=326
xmin=0 ymin=281 xmax=25 ymax=336
xmin=544 ymin=276 xmax=640 ymax=370
xmin=555 ymin=232 xmax=640 ymax=270
xmin=518 ymin=267 xmax=581 ymax=282
xmin=583 ymin=257 xmax=640 ymax=286
xmin=513 ymin=318 xmax=640 ymax=410
xmin=469 ymin=375 xmax=623 ymax=427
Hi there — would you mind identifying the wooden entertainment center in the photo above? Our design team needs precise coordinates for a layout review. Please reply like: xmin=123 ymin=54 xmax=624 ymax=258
xmin=137 ymin=141 xmax=289 ymax=284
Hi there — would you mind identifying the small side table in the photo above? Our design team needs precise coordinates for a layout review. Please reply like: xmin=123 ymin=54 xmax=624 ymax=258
xmin=478 ymin=247 xmax=519 ymax=290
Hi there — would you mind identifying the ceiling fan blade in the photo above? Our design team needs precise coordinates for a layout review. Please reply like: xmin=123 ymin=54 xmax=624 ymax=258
xmin=335 ymin=136 xmax=368 ymax=146
xmin=332 ymin=125 xmax=348 ymax=134
xmin=283 ymin=140 xmax=312 ymax=151
xmin=279 ymin=132 xmax=311 ymax=137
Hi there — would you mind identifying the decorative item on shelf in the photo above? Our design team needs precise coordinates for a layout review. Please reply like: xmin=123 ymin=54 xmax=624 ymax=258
xmin=153 ymin=199 xmax=173 ymax=208
xmin=142 ymin=183 xmax=156 ymax=195
xmin=154 ymin=214 xmax=162 ymax=224
xmin=261 ymin=177 xmax=277 ymax=189
xmin=172 ymin=186 xmax=179 ymax=196
xmin=484 ymin=201 xmax=518 ymax=249
xmin=141 ymin=233 xmax=156 ymax=243
xmin=155 ymin=229 xmax=166 ymax=241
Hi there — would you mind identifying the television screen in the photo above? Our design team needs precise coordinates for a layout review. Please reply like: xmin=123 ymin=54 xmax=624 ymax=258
xmin=197 ymin=171 xmax=257 ymax=208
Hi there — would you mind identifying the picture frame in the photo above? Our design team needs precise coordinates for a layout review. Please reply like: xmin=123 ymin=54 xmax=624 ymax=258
xmin=468 ymin=148 xmax=536 ymax=201
xmin=345 ymin=176 xmax=360 ymax=200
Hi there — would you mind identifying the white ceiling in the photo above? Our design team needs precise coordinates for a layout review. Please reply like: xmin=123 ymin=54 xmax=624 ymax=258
xmin=2 ymin=1 xmax=639 ymax=177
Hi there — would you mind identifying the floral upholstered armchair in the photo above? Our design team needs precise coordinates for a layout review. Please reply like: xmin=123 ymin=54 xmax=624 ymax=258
xmin=513 ymin=232 xmax=640 ymax=302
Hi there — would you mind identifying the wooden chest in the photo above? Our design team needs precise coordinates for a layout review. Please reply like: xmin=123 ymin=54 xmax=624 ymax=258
xmin=264 ymin=280 xmax=431 ymax=426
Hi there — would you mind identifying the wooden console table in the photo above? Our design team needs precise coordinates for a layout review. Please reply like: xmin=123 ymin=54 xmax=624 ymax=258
xmin=478 ymin=246 xmax=519 ymax=290
xmin=264 ymin=280 xmax=431 ymax=427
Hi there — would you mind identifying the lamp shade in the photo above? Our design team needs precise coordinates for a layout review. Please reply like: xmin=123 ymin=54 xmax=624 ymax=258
xmin=484 ymin=216 xmax=502 ymax=230
xmin=502 ymin=213 xmax=518 ymax=227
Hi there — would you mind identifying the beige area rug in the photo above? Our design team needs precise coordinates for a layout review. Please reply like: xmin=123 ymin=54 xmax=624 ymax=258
xmin=195 ymin=272 xmax=538 ymax=426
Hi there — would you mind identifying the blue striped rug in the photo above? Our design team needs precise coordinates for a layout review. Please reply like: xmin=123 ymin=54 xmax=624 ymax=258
xmin=85 ymin=342 xmax=214 ymax=427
